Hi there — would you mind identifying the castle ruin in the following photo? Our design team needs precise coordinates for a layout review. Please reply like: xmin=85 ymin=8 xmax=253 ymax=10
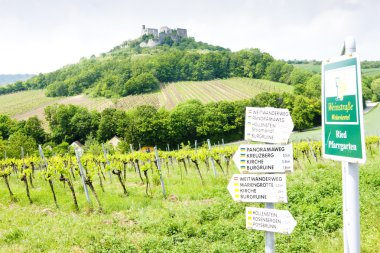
xmin=140 ymin=25 xmax=188 ymax=48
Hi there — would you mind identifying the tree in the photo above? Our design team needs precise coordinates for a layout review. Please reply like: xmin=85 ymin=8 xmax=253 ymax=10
xmin=24 ymin=116 xmax=46 ymax=144
xmin=97 ymin=108 xmax=125 ymax=142
xmin=124 ymin=73 xmax=159 ymax=95
xmin=303 ymin=74 xmax=321 ymax=98
xmin=289 ymin=68 xmax=313 ymax=85
xmin=291 ymin=96 xmax=320 ymax=131
xmin=7 ymin=131 xmax=37 ymax=158
xmin=169 ymin=100 xmax=204 ymax=144
xmin=45 ymin=104 xmax=99 ymax=143
xmin=0 ymin=115 xmax=16 ymax=139
xmin=45 ymin=81 xmax=69 ymax=97
xmin=265 ymin=60 xmax=286 ymax=82
xmin=371 ymin=78 xmax=380 ymax=102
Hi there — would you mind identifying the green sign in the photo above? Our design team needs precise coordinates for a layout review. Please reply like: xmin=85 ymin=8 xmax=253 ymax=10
xmin=322 ymin=54 xmax=366 ymax=163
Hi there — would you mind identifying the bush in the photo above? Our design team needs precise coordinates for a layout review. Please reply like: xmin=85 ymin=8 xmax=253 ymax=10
xmin=45 ymin=81 xmax=69 ymax=97
xmin=371 ymin=78 xmax=380 ymax=101
xmin=124 ymin=73 xmax=159 ymax=95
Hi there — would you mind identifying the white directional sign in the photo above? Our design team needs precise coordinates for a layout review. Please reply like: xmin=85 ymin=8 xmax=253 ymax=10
xmin=233 ymin=144 xmax=293 ymax=173
xmin=227 ymin=174 xmax=287 ymax=203
xmin=246 ymin=207 xmax=297 ymax=234
xmin=245 ymin=107 xmax=294 ymax=144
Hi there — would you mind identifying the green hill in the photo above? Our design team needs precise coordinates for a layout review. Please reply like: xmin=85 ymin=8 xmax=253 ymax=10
xmin=1 ymin=33 xmax=299 ymax=101
xmin=1 ymin=78 xmax=293 ymax=123
xmin=0 ymin=74 xmax=34 ymax=86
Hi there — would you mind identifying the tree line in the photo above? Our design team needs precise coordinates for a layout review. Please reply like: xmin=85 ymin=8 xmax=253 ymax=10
xmin=0 ymin=92 xmax=320 ymax=158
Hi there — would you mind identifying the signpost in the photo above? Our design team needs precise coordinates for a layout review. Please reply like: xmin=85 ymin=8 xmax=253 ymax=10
xmin=229 ymin=106 xmax=296 ymax=253
xmin=245 ymin=107 xmax=294 ymax=144
xmin=246 ymin=207 xmax=297 ymax=234
xmin=322 ymin=52 xmax=366 ymax=163
xmin=233 ymin=144 xmax=293 ymax=173
xmin=227 ymin=174 xmax=287 ymax=203
xmin=322 ymin=37 xmax=365 ymax=253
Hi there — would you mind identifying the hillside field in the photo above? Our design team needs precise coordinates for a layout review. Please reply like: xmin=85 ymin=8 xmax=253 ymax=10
xmin=291 ymin=103 xmax=380 ymax=141
xmin=293 ymin=63 xmax=380 ymax=77
xmin=0 ymin=78 xmax=293 ymax=122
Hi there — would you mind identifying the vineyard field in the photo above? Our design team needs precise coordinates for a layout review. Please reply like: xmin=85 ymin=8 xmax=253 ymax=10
xmin=0 ymin=140 xmax=379 ymax=252
xmin=1 ymin=78 xmax=292 ymax=123
xmin=0 ymin=90 xmax=60 ymax=118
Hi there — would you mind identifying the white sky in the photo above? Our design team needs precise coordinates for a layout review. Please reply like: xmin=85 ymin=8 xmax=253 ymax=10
xmin=1 ymin=0 xmax=379 ymax=74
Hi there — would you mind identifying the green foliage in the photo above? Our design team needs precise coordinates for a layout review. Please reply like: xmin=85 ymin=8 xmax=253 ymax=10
xmin=0 ymin=37 xmax=317 ymax=100
xmin=24 ymin=116 xmax=46 ymax=143
xmin=291 ymin=96 xmax=321 ymax=131
xmin=0 ymin=114 xmax=16 ymax=139
xmin=289 ymin=68 xmax=313 ymax=86
xmin=6 ymin=131 xmax=37 ymax=158
xmin=45 ymin=104 xmax=99 ymax=144
xmin=45 ymin=81 xmax=69 ymax=97
xmin=0 ymin=141 xmax=380 ymax=252
xmin=265 ymin=60 xmax=294 ymax=83
xmin=294 ymin=74 xmax=321 ymax=99
xmin=124 ymin=72 xmax=159 ymax=95
xmin=371 ymin=78 xmax=380 ymax=101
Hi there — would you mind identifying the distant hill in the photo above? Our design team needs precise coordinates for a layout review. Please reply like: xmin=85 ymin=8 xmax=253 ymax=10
xmin=1 ymin=78 xmax=293 ymax=125
xmin=1 ymin=31 xmax=297 ymax=99
xmin=0 ymin=74 xmax=34 ymax=86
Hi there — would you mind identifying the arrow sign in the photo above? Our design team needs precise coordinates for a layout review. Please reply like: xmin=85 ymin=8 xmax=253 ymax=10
xmin=245 ymin=107 xmax=294 ymax=144
xmin=233 ymin=144 xmax=293 ymax=173
xmin=227 ymin=174 xmax=287 ymax=203
xmin=246 ymin=207 xmax=297 ymax=234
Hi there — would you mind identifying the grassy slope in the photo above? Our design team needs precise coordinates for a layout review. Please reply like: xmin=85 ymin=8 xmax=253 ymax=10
xmin=0 ymin=90 xmax=61 ymax=117
xmin=0 ymin=150 xmax=379 ymax=252
xmin=1 ymin=78 xmax=292 ymax=121
xmin=290 ymin=103 xmax=380 ymax=141
xmin=293 ymin=63 xmax=380 ymax=77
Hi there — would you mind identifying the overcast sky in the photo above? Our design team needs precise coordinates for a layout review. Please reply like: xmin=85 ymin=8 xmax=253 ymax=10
xmin=1 ymin=0 xmax=379 ymax=74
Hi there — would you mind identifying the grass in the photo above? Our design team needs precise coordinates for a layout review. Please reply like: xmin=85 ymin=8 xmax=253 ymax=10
xmin=290 ymin=102 xmax=380 ymax=142
xmin=0 ymin=90 xmax=61 ymax=117
xmin=362 ymin=68 xmax=380 ymax=77
xmin=292 ymin=63 xmax=321 ymax=73
xmin=293 ymin=63 xmax=380 ymax=77
xmin=0 ymin=147 xmax=379 ymax=252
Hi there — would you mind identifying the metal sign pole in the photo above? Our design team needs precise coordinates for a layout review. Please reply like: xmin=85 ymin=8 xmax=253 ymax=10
xmin=265 ymin=202 xmax=275 ymax=253
xmin=342 ymin=36 xmax=360 ymax=253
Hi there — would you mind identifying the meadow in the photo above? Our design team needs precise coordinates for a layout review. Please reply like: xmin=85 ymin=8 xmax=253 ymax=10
xmin=293 ymin=63 xmax=380 ymax=77
xmin=290 ymin=103 xmax=380 ymax=142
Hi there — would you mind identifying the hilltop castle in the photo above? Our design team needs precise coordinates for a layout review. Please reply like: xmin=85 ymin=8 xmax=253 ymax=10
xmin=140 ymin=25 xmax=188 ymax=47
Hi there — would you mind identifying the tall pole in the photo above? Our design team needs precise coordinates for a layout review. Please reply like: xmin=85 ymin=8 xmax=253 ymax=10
xmin=265 ymin=202 xmax=275 ymax=253
xmin=341 ymin=36 xmax=360 ymax=253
